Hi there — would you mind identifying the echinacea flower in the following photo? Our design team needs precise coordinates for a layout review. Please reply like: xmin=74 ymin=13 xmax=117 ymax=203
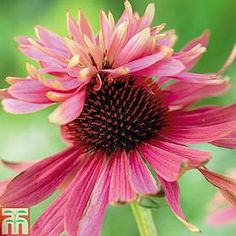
xmin=0 ymin=1 xmax=236 ymax=236
xmin=206 ymin=170 xmax=236 ymax=225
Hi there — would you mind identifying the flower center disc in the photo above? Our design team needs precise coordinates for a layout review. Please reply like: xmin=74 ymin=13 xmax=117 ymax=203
xmin=63 ymin=76 xmax=169 ymax=154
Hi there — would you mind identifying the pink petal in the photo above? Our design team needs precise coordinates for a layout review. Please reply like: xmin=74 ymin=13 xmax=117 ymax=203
xmin=156 ymin=30 xmax=177 ymax=47
xmin=8 ymin=80 xmax=51 ymax=104
xmin=99 ymin=11 xmax=115 ymax=51
xmin=138 ymin=142 xmax=187 ymax=182
xmin=0 ymin=89 xmax=13 ymax=99
xmin=35 ymin=25 xmax=69 ymax=57
xmin=78 ymin=10 xmax=95 ymax=42
xmin=180 ymin=31 xmax=209 ymax=70
xmin=107 ymin=52 xmax=167 ymax=76
xmin=48 ymin=88 xmax=86 ymax=125
xmin=109 ymin=151 xmax=136 ymax=203
xmin=65 ymin=152 xmax=105 ymax=236
xmin=148 ymin=140 xmax=210 ymax=169
xmin=199 ymin=168 xmax=236 ymax=193
xmin=163 ymin=120 xmax=236 ymax=144
xmin=172 ymin=72 xmax=223 ymax=85
xmin=136 ymin=58 xmax=185 ymax=77
xmin=31 ymin=191 xmax=66 ymax=236
xmin=211 ymin=132 xmax=236 ymax=149
xmin=138 ymin=3 xmax=155 ymax=31
xmin=171 ymin=104 xmax=236 ymax=127
xmin=2 ymin=99 xmax=51 ymax=114
xmin=158 ymin=176 xmax=200 ymax=232
xmin=67 ymin=12 xmax=84 ymax=45
xmin=78 ymin=158 xmax=111 ymax=236
xmin=0 ymin=181 xmax=9 ymax=196
xmin=0 ymin=147 xmax=82 ymax=207
xmin=113 ymin=28 xmax=152 ymax=67
xmin=19 ymin=44 xmax=65 ymax=66
xmin=207 ymin=207 xmax=236 ymax=225
xmin=165 ymin=80 xmax=230 ymax=109
xmin=107 ymin=21 xmax=128 ymax=63
xmin=0 ymin=159 xmax=36 ymax=172
xmin=128 ymin=150 xmax=158 ymax=195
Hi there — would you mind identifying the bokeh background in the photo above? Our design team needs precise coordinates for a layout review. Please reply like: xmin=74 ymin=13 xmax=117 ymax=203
xmin=0 ymin=0 xmax=236 ymax=235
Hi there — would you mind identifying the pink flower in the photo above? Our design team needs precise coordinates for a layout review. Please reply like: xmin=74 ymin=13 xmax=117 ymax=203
xmin=0 ymin=1 xmax=231 ymax=125
xmin=206 ymin=170 xmax=236 ymax=226
xmin=1 ymin=1 xmax=236 ymax=235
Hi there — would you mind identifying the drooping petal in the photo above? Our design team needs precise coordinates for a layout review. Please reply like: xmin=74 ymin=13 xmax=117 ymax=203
xmin=2 ymin=99 xmax=52 ymax=114
xmin=128 ymin=150 xmax=158 ymax=195
xmin=158 ymin=176 xmax=200 ymax=232
xmin=109 ymin=151 xmax=136 ymax=203
xmin=48 ymin=88 xmax=86 ymax=125
xmin=199 ymin=168 xmax=236 ymax=194
xmin=0 ymin=147 xmax=82 ymax=207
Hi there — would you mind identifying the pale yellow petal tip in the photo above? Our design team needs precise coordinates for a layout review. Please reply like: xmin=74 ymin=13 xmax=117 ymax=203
xmin=219 ymin=44 xmax=236 ymax=75
xmin=78 ymin=67 xmax=94 ymax=81
xmin=48 ymin=112 xmax=63 ymax=125
xmin=117 ymin=67 xmax=130 ymax=75
xmin=68 ymin=55 xmax=80 ymax=68
xmin=177 ymin=216 xmax=201 ymax=233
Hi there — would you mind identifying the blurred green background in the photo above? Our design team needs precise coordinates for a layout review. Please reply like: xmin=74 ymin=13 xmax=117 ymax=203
xmin=0 ymin=0 xmax=236 ymax=235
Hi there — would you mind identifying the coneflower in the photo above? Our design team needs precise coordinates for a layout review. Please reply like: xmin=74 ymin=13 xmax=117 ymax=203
xmin=0 ymin=1 xmax=236 ymax=236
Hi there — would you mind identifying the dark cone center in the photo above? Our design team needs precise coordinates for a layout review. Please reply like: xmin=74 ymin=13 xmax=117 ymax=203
xmin=63 ymin=76 xmax=169 ymax=154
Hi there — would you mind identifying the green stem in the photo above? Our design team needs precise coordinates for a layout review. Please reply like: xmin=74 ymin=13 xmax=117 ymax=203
xmin=130 ymin=202 xmax=158 ymax=236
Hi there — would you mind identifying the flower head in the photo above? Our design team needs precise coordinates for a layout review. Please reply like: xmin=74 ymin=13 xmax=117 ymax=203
xmin=0 ymin=1 xmax=236 ymax=235
xmin=0 ymin=1 xmax=229 ymax=125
